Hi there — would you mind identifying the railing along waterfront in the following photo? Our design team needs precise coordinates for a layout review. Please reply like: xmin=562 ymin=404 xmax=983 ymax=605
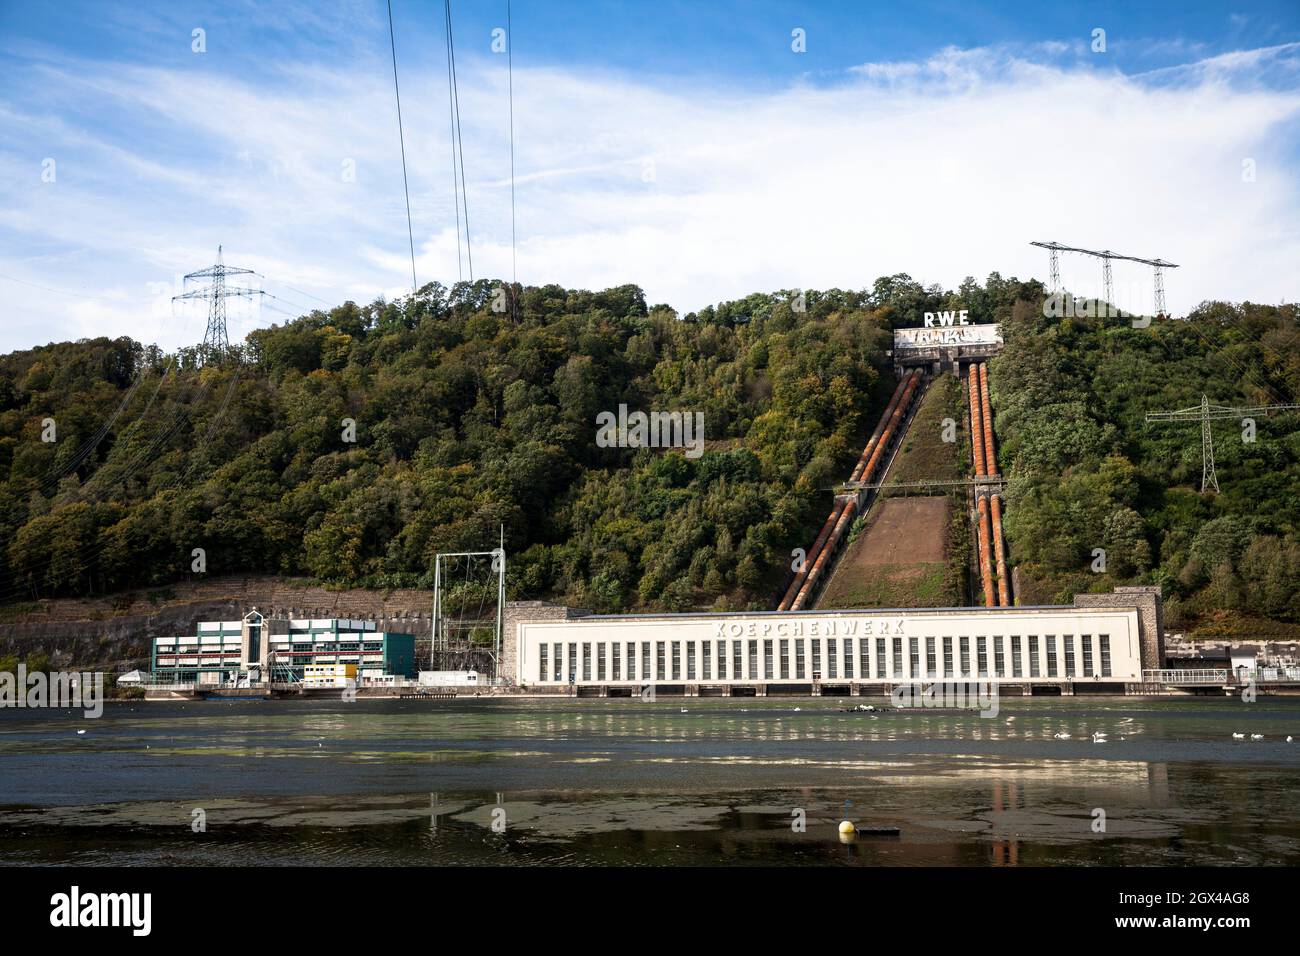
xmin=1142 ymin=669 xmax=1229 ymax=685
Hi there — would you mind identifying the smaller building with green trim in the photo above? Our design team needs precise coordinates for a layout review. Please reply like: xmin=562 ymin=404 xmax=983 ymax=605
xmin=152 ymin=611 xmax=417 ymax=683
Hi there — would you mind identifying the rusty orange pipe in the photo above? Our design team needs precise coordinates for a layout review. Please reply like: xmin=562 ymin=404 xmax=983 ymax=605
xmin=976 ymin=494 xmax=996 ymax=607
xmin=791 ymin=498 xmax=857 ymax=610
xmin=978 ymin=362 xmax=997 ymax=477
xmin=968 ymin=366 xmax=986 ymax=476
xmin=779 ymin=499 xmax=845 ymax=610
xmin=991 ymin=493 xmax=1011 ymax=607
xmin=859 ymin=371 xmax=920 ymax=487
xmin=849 ymin=372 xmax=912 ymax=483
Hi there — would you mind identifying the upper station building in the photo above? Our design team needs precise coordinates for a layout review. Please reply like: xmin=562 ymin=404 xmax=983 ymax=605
xmin=151 ymin=610 xmax=416 ymax=684
xmin=892 ymin=312 xmax=1003 ymax=372
xmin=502 ymin=586 xmax=1165 ymax=695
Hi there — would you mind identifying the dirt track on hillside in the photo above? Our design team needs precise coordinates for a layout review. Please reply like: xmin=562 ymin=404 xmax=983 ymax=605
xmin=817 ymin=496 xmax=952 ymax=608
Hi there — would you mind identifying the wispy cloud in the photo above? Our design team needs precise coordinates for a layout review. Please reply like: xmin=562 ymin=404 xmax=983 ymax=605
xmin=2 ymin=35 xmax=1298 ymax=352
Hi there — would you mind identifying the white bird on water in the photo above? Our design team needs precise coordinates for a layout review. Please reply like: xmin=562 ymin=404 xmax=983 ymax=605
xmin=1092 ymin=732 xmax=1107 ymax=742
xmin=1288 ymin=736 xmax=1293 ymax=743
xmin=1251 ymin=734 xmax=1264 ymax=740
xmin=1053 ymin=732 xmax=1071 ymax=740
xmin=76 ymin=730 xmax=86 ymax=735
xmin=1232 ymin=733 xmax=1245 ymax=739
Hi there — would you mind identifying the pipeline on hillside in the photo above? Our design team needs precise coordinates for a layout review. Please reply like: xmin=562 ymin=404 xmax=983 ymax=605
xmin=781 ymin=370 xmax=924 ymax=611
xmin=976 ymin=491 xmax=997 ymax=608
xmin=967 ymin=366 xmax=987 ymax=477
xmin=979 ymin=361 xmax=1013 ymax=606
xmin=790 ymin=497 xmax=858 ymax=610
xmin=968 ymin=363 xmax=996 ymax=606
xmin=977 ymin=362 xmax=996 ymax=476
xmin=991 ymin=492 xmax=1011 ymax=606
xmin=777 ymin=499 xmax=846 ymax=610
xmin=850 ymin=370 xmax=916 ymax=483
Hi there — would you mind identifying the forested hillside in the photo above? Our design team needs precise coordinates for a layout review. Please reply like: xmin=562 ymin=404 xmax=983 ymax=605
xmin=992 ymin=298 xmax=1300 ymax=637
xmin=3 ymin=273 xmax=1297 ymax=637
xmin=0 ymin=274 xmax=1031 ymax=614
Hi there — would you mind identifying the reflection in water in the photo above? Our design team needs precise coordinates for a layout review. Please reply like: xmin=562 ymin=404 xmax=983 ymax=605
xmin=0 ymin=697 xmax=1298 ymax=865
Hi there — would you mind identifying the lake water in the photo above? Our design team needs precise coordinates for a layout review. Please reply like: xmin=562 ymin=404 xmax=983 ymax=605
xmin=1 ymin=696 xmax=1298 ymax=866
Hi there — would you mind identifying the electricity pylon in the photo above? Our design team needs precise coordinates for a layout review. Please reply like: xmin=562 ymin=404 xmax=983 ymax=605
xmin=1031 ymin=241 xmax=1179 ymax=317
xmin=173 ymin=246 xmax=262 ymax=365
xmin=1146 ymin=395 xmax=1300 ymax=493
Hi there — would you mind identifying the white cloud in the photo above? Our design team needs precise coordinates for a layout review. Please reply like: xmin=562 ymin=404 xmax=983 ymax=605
xmin=2 ymin=40 xmax=1298 ymax=352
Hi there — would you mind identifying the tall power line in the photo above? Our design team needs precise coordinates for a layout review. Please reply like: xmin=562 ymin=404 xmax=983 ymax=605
xmin=1031 ymin=241 xmax=1179 ymax=317
xmin=173 ymin=246 xmax=262 ymax=365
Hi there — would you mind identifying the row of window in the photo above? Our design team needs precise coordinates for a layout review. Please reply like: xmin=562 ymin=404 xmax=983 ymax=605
xmin=536 ymin=634 xmax=1114 ymax=682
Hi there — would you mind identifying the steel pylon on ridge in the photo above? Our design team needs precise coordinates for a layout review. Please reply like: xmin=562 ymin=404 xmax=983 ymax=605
xmin=1030 ymin=241 xmax=1179 ymax=316
xmin=1146 ymin=394 xmax=1300 ymax=493
xmin=172 ymin=245 xmax=260 ymax=366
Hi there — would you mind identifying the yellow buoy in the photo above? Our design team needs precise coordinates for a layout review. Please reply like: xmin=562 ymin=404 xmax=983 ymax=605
xmin=838 ymin=820 xmax=856 ymax=835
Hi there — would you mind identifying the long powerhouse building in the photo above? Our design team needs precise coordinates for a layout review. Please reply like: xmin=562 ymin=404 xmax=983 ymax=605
xmin=504 ymin=587 xmax=1164 ymax=693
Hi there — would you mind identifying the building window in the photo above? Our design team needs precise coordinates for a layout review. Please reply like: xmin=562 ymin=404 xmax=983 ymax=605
xmin=642 ymin=643 xmax=651 ymax=682
xmin=844 ymin=638 xmax=854 ymax=678
xmin=672 ymin=642 xmax=681 ymax=680
xmin=748 ymin=640 xmax=758 ymax=680
xmin=1099 ymin=635 xmax=1111 ymax=677
xmin=656 ymin=642 xmax=666 ymax=681
xmin=597 ymin=643 xmax=606 ymax=681
xmin=795 ymin=640 xmax=805 ymax=680
xmin=612 ymin=643 xmax=620 ymax=681
xmin=716 ymin=640 xmax=726 ymax=680
xmin=626 ymin=642 xmax=636 ymax=682
xmin=1064 ymin=638 xmax=1075 ymax=678
xmin=762 ymin=640 xmax=773 ymax=680
xmin=687 ymin=642 xmax=696 ymax=681
xmin=942 ymin=637 xmax=953 ymax=678
xmin=568 ymin=644 xmax=577 ymax=683
xmin=959 ymin=637 xmax=970 ymax=677
xmin=977 ymin=638 xmax=988 ymax=677
xmin=553 ymin=644 xmax=562 ymax=682
xmin=1011 ymin=637 xmax=1022 ymax=678
xmin=812 ymin=640 xmax=822 ymax=680
xmin=1046 ymin=636 xmax=1057 ymax=678
xmin=994 ymin=637 xmax=1005 ymax=678
xmin=539 ymin=645 xmax=548 ymax=682
xmin=1028 ymin=636 xmax=1039 ymax=678
xmin=876 ymin=638 xmax=886 ymax=679
xmin=779 ymin=640 xmax=789 ymax=679
xmin=892 ymin=637 xmax=903 ymax=678
xmin=583 ymin=644 xmax=592 ymax=681
xmin=909 ymin=638 xmax=920 ymax=679
xmin=860 ymin=639 xmax=870 ymax=679
xmin=827 ymin=639 xmax=837 ymax=680
xmin=702 ymin=641 xmax=711 ymax=681
xmin=926 ymin=638 xmax=937 ymax=678
xmin=1082 ymin=635 xmax=1093 ymax=677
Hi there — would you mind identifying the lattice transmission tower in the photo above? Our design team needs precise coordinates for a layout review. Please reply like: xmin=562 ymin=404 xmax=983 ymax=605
xmin=172 ymin=246 xmax=263 ymax=365
xmin=1146 ymin=396 xmax=1300 ymax=493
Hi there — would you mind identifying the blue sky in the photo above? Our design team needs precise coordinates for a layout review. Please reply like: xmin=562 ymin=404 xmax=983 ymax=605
xmin=2 ymin=1 xmax=1299 ymax=351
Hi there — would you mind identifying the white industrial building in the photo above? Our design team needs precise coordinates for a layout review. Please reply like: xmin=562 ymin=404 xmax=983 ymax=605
xmin=503 ymin=587 xmax=1164 ymax=694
